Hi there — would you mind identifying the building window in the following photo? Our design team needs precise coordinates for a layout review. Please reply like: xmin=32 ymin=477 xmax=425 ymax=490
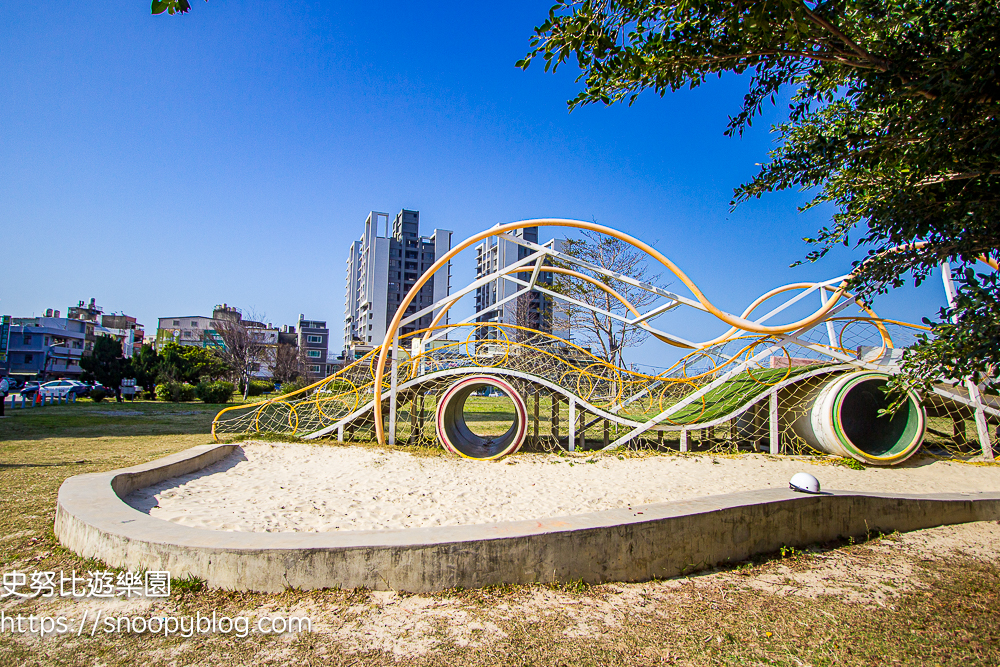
xmin=191 ymin=321 xmax=199 ymax=327
xmin=24 ymin=354 xmax=33 ymax=363
xmin=23 ymin=335 xmax=32 ymax=344
xmin=306 ymin=350 xmax=322 ymax=358
xmin=307 ymin=335 xmax=323 ymax=344
xmin=173 ymin=320 xmax=180 ymax=326
xmin=308 ymin=365 xmax=321 ymax=373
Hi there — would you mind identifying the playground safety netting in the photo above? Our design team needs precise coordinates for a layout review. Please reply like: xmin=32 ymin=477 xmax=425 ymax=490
xmin=212 ymin=319 xmax=997 ymax=460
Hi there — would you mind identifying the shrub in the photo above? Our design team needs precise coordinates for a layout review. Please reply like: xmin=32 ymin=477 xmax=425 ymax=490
xmin=196 ymin=380 xmax=235 ymax=404
xmin=279 ymin=380 xmax=309 ymax=395
xmin=90 ymin=387 xmax=107 ymax=402
xmin=155 ymin=382 xmax=197 ymax=402
xmin=245 ymin=380 xmax=275 ymax=397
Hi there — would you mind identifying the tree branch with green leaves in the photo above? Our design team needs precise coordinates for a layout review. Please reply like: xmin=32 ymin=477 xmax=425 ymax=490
xmin=520 ymin=0 xmax=1000 ymax=394
xmin=151 ymin=0 xmax=201 ymax=15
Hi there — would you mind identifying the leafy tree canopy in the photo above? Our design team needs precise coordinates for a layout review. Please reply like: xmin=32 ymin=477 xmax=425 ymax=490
xmin=130 ymin=344 xmax=161 ymax=394
xmin=158 ymin=343 xmax=230 ymax=384
xmin=80 ymin=336 xmax=131 ymax=390
xmin=519 ymin=0 xmax=1000 ymax=390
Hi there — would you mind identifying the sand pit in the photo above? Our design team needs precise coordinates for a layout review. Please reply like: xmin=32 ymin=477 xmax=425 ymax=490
xmin=123 ymin=442 xmax=1000 ymax=533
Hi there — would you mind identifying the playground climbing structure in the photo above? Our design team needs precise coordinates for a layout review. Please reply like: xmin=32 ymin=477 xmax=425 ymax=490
xmin=213 ymin=219 xmax=998 ymax=464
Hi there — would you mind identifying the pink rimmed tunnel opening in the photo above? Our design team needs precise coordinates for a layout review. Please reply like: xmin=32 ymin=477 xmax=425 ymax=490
xmin=436 ymin=375 xmax=528 ymax=460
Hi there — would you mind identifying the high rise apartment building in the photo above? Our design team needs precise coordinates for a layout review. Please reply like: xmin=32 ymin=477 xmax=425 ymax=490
xmin=344 ymin=209 xmax=452 ymax=354
xmin=474 ymin=227 xmax=568 ymax=339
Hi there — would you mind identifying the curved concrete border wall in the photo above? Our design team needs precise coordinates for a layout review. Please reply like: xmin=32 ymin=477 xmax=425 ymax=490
xmin=55 ymin=444 xmax=1000 ymax=593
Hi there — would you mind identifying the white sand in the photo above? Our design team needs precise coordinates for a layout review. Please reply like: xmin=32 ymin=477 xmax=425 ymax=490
xmin=124 ymin=442 xmax=1000 ymax=533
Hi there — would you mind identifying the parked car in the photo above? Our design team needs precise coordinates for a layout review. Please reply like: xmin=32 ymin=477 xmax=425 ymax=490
xmin=17 ymin=382 xmax=41 ymax=399
xmin=68 ymin=380 xmax=95 ymax=397
xmin=25 ymin=380 xmax=86 ymax=399
xmin=1 ymin=377 xmax=23 ymax=392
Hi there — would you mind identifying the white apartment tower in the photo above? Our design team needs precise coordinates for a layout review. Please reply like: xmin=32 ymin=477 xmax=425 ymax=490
xmin=474 ymin=226 xmax=568 ymax=339
xmin=344 ymin=210 xmax=452 ymax=355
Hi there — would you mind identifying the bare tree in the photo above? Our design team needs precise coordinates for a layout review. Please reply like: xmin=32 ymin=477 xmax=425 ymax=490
xmin=211 ymin=308 xmax=271 ymax=399
xmin=271 ymin=343 xmax=303 ymax=384
xmin=553 ymin=229 xmax=660 ymax=368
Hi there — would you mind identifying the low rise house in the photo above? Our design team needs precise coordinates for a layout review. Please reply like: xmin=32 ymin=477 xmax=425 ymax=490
xmin=100 ymin=314 xmax=145 ymax=358
xmin=156 ymin=305 xmax=279 ymax=379
xmin=155 ymin=314 xmax=219 ymax=349
xmin=6 ymin=316 xmax=88 ymax=380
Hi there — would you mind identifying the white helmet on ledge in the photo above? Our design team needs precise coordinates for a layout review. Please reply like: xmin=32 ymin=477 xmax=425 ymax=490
xmin=789 ymin=472 xmax=821 ymax=494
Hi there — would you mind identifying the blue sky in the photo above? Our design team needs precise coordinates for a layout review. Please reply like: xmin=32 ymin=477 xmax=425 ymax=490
xmin=1 ymin=2 xmax=950 ymax=367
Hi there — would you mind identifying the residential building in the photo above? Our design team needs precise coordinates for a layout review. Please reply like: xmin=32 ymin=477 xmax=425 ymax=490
xmin=278 ymin=325 xmax=297 ymax=348
xmin=0 ymin=316 xmax=10 ymax=371
xmin=297 ymin=315 xmax=330 ymax=380
xmin=155 ymin=314 xmax=219 ymax=349
xmin=67 ymin=299 xmax=102 ymax=322
xmin=65 ymin=299 xmax=144 ymax=357
xmin=474 ymin=226 xmax=568 ymax=340
xmin=100 ymin=314 xmax=145 ymax=358
xmin=2 ymin=298 xmax=146 ymax=378
xmin=155 ymin=305 xmax=279 ymax=378
xmin=67 ymin=298 xmax=103 ymax=354
xmin=344 ymin=209 xmax=452 ymax=355
xmin=5 ymin=317 xmax=88 ymax=380
xmin=155 ymin=305 xmax=243 ymax=349
xmin=327 ymin=349 xmax=346 ymax=372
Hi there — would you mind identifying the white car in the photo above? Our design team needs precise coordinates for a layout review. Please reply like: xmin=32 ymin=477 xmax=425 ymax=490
xmin=37 ymin=380 xmax=85 ymax=398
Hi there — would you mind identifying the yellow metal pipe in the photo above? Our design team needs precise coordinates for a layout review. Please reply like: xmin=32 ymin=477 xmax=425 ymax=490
xmin=371 ymin=218 xmax=855 ymax=445
xmin=366 ymin=224 xmax=992 ymax=445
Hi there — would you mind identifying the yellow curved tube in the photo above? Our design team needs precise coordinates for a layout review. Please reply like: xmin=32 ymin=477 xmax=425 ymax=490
xmin=245 ymin=219 xmax=988 ymax=447
xmin=372 ymin=218 xmax=854 ymax=445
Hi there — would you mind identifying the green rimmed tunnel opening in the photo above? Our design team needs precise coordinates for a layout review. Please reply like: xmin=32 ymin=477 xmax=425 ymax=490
xmin=837 ymin=377 xmax=923 ymax=459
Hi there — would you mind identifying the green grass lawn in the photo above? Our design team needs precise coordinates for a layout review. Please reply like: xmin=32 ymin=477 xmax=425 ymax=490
xmin=2 ymin=400 xmax=999 ymax=666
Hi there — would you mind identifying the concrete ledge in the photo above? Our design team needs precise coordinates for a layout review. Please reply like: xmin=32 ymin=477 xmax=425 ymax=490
xmin=55 ymin=444 xmax=1000 ymax=593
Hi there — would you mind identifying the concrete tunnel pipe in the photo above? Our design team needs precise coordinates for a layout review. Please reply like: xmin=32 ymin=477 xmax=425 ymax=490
xmin=791 ymin=371 xmax=926 ymax=465
xmin=436 ymin=375 xmax=528 ymax=460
